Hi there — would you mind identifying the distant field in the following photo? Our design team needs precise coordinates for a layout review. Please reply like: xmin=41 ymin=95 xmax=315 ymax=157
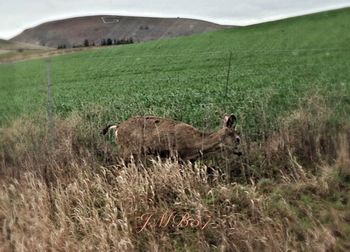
xmin=0 ymin=8 xmax=349 ymax=137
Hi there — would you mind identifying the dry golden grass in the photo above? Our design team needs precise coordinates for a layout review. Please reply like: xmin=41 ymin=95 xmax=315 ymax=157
xmin=1 ymin=159 xmax=346 ymax=251
xmin=0 ymin=46 xmax=94 ymax=64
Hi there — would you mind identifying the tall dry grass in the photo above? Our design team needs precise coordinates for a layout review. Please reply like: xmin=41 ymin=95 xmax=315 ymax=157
xmin=1 ymin=158 xmax=347 ymax=251
xmin=0 ymin=96 xmax=349 ymax=251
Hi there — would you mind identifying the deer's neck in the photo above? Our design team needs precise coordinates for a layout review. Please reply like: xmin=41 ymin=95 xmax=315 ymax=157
xmin=184 ymin=131 xmax=222 ymax=160
xmin=199 ymin=131 xmax=222 ymax=154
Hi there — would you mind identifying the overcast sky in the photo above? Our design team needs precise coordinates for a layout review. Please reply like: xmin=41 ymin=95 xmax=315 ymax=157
xmin=1 ymin=0 xmax=349 ymax=39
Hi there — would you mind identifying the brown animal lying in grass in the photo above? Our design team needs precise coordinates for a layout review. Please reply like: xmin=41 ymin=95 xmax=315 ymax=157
xmin=102 ymin=114 xmax=242 ymax=163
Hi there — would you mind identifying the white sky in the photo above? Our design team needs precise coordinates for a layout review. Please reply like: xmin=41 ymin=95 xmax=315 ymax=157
xmin=1 ymin=0 xmax=349 ymax=39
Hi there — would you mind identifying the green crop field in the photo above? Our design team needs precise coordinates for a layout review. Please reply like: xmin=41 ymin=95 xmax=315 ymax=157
xmin=1 ymin=8 xmax=349 ymax=137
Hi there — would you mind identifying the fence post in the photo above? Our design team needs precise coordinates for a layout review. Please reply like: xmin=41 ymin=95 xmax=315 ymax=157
xmin=47 ymin=59 xmax=54 ymax=147
xmin=225 ymin=51 xmax=233 ymax=100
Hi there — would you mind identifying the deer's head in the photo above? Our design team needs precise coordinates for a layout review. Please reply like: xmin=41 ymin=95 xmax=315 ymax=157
xmin=219 ymin=114 xmax=242 ymax=156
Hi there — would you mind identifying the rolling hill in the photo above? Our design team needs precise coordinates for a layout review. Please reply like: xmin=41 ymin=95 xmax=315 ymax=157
xmin=10 ymin=15 xmax=232 ymax=48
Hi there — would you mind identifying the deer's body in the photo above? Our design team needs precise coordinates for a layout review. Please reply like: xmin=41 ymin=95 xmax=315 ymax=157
xmin=102 ymin=115 xmax=241 ymax=162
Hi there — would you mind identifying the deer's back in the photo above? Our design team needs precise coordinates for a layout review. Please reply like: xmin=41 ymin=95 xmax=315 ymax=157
xmin=117 ymin=116 xmax=200 ymax=150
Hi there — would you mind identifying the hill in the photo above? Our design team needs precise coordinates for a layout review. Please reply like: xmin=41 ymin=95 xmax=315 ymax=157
xmin=10 ymin=15 xmax=232 ymax=48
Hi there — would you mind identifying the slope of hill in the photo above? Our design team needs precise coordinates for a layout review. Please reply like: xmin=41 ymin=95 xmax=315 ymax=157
xmin=0 ymin=38 xmax=51 ymax=62
xmin=1 ymin=7 xmax=349 ymax=125
xmin=1 ymin=7 xmax=349 ymax=124
xmin=0 ymin=39 xmax=47 ymax=50
xmin=0 ymin=38 xmax=47 ymax=53
xmin=10 ymin=15 xmax=232 ymax=48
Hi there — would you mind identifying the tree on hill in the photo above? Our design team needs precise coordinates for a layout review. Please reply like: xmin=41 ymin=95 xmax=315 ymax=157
xmin=99 ymin=37 xmax=134 ymax=47
xmin=57 ymin=44 xmax=67 ymax=49
xmin=84 ymin=39 xmax=89 ymax=47
xmin=116 ymin=37 xmax=134 ymax=45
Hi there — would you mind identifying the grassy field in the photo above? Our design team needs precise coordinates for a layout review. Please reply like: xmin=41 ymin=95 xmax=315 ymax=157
xmin=0 ymin=8 xmax=350 ymax=251
xmin=1 ymin=8 xmax=349 ymax=133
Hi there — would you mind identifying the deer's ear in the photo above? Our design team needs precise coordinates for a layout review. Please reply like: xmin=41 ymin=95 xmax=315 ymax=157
xmin=223 ymin=114 xmax=237 ymax=129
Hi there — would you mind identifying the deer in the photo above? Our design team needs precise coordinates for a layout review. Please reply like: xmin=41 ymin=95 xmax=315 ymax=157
xmin=102 ymin=114 xmax=242 ymax=163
